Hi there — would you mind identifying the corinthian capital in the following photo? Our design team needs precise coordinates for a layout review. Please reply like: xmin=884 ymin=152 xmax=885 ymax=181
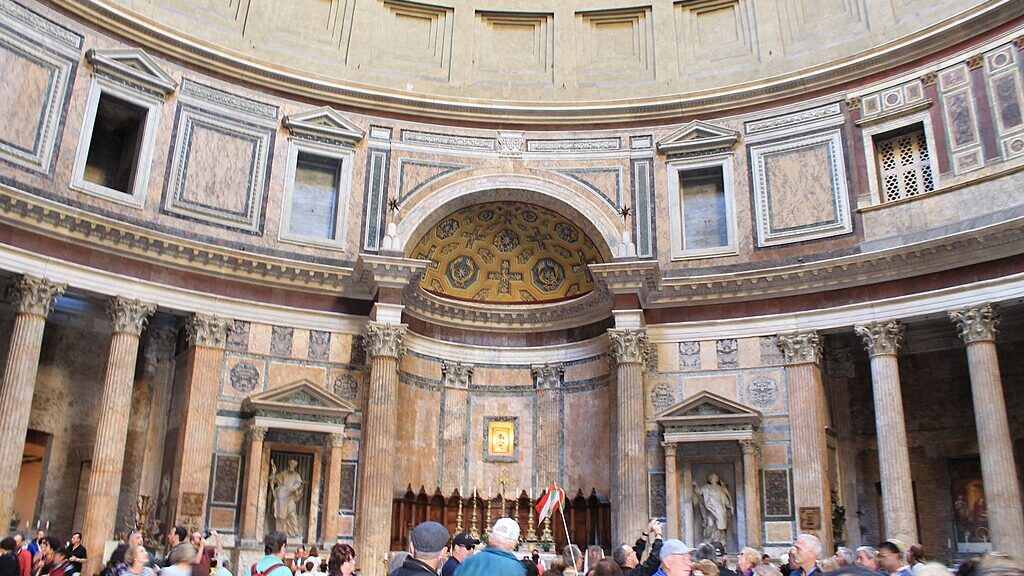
xmin=364 ymin=322 xmax=406 ymax=358
xmin=777 ymin=332 xmax=822 ymax=365
xmin=854 ymin=320 xmax=904 ymax=357
xmin=531 ymin=363 xmax=564 ymax=389
xmin=949 ymin=304 xmax=999 ymax=344
xmin=442 ymin=360 xmax=473 ymax=388
xmin=185 ymin=313 xmax=230 ymax=348
xmin=107 ymin=297 xmax=156 ymax=335
xmin=11 ymin=275 xmax=65 ymax=318
xmin=608 ymin=328 xmax=650 ymax=365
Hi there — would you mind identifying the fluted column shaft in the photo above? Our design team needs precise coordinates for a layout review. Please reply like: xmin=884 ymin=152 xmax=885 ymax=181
xmin=0 ymin=276 xmax=64 ymax=526
xmin=83 ymin=298 xmax=155 ymax=576
xmin=355 ymin=323 xmax=404 ymax=576
xmin=778 ymin=332 xmax=831 ymax=550
xmin=322 ymin=432 xmax=346 ymax=542
xmin=740 ymin=440 xmax=762 ymax=548
xmin=173 ymin=314 xmax=229 ymax=526
xmin=950 ymin=305 xmax=1024 ymax=558
xmin=241 ymin=425 xmax=266 ymax=540
xmin=855 ymin=320 xmax=918 ymax=543
xmin=609 ymin=329 xmax=649 ymax=545
xmin=664 ymin=443 xmax=680 ymax=539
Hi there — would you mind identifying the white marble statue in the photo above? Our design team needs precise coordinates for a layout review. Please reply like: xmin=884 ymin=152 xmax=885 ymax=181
xmin=270 ymin=459 xmax=304 ymax=537
xmin=693 ymin=472 xmax=734 ymax=543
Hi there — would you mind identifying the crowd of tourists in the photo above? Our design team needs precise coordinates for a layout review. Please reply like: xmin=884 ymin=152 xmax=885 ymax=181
xmin=2 ymin=522 xmax=1020 ymax=576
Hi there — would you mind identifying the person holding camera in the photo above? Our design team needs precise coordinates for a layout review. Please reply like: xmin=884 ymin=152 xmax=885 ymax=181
xmin=613 ymin=519 xmax=665 ymax=576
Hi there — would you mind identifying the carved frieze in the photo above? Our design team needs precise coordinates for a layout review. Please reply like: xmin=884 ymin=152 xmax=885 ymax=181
xmin=364 ymin=322 xmax=406 ymax=358
xmin=608 ymin=328 xmax=650 ymax=365
xmin=717 ymin=339 xmax=739 ymax=368
xmin=186 ymin=313 xmax=230 ymax=348
xmin=776 ymin=332 xmax=822 ymax=365
xmin=949 ymin=303 xmax=999 ymax=344
xmin=679 ymin=341 xmax=701 ymax=371
xmin=106 ymin=297 xmax=156 ymax=335
xmin=854 ymin=320 xmax=904 ymax=357
xmin=10 ymin=275 xmax=65 ymax=318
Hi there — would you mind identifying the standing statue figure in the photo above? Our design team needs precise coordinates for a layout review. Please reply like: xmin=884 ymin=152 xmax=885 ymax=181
xmin=693 ymin=472 xmax=734 ymax=543
xmin=270 ymin=459 xmax=304 ymax=537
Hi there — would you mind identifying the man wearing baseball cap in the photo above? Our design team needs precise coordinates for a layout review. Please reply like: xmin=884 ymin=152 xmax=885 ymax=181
xmin=441 ymin=532 xmax=480 ymax=576
xmin=392 ymin=521 xmax=451 ymax=576
xmin=454 ymin=518 xmax=525 ymax=576
xmin=653 ymin=539 xmax=696 ymax=576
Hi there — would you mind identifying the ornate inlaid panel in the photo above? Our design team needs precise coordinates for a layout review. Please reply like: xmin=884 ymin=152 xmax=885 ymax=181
xmin=412 ymin=201 xmax=603 ymax=304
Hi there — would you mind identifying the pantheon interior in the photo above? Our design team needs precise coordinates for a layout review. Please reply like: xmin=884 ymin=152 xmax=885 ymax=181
xmin=1 ymin=0 xmax=1023 ymax=575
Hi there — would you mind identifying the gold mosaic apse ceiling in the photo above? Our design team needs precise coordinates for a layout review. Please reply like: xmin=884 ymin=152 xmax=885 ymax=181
xmin=412 ymin=202 xmax=604 ymax=304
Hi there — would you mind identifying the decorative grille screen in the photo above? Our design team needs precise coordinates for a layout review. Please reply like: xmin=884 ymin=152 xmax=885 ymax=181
xmin=875 ymin=126 xmax=935 ymax=202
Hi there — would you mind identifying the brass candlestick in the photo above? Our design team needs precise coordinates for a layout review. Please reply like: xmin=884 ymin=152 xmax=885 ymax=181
xmin=526 ymin=493 xmax=537 ymax=541
xmin=469 ymin=494 xmax=479 ymax=540
xmin=513 ymin=493 xmax=521 ymax=536
xmin=456 ymin=496 xmax=464 ymax=533
xmin=541 ymin=515 xmax=553 ymax=543
xmin=484 ymin=495 xmax=493 ymax=537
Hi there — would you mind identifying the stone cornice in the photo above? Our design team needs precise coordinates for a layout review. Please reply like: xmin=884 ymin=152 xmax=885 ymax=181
xmin=949 ymin=303 xmax=999 ymax=344
xmin=45 ymin=0 xmax=1023 ymax=125
xmin=0 ymin=183 xmax=370 ymax=298
xmin=354 ymin=254 xmax=430 ymax=294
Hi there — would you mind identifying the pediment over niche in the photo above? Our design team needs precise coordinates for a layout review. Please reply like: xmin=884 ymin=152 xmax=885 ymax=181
xmin=243 ymin=379 xmax=356 ymax=420
xmin=86 ymin=48 xmax=177 ymax=96
xmin=283 ymin=106 xmax=365 ymax=147
xmin=656 ymin=120 xmax=739 ymax=156
xmin=654 ymin=390 xmax=761 ymax=429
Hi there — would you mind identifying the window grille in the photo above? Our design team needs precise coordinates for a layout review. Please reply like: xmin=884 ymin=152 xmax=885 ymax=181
xmin=875 ymin=126 xmax=935 ymax=203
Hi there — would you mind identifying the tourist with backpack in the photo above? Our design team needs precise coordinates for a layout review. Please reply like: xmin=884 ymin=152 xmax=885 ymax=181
xmin=251 ymin=533 xmax=291 ymax=576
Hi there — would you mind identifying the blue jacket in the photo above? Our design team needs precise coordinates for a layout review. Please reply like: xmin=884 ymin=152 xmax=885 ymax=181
xmin=453 ymin=547 xmax=524 ymax=576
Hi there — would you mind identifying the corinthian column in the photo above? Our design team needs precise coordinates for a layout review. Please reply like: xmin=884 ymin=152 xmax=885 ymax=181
xmin=608 ymin=328 xmax=650 ymax=545
xmin=854 ymin=320 xmax=918 ymax=543
xmin=777 ymin=332 xmax=832 ymax=550
xmin=82 ymin=297 xmax=155 ymax=576
xmin=0 ymin=276 xmax=64 ymax=527
xmin=739 ymin=439 xmax=763 ymax=548
xmin=173 ymin=313 xmax=229 ymax=526
xmin=355 ymin=322 xmax=405 ymax=576
xmin=663 ymin=443 xmax=680 ymax=539
xmin=949 ymin=305 xmax=1024 ymax=558
xmin=241 ymin=424 xmax=266 ymax=540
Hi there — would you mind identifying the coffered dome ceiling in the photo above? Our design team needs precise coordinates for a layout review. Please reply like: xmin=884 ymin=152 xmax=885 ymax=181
xmin=411 ymin=202 xmax=604 ymax=304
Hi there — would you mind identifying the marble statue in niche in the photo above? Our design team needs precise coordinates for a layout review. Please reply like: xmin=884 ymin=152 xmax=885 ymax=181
xmin=270 ymin=459 xmax=304 ymax=536
xmin=694 ymin=473 xmax=734 ymax=543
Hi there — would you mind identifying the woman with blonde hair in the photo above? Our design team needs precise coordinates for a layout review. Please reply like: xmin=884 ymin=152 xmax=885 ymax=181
xmin=738 ymin=548 xmax=761 ymax=576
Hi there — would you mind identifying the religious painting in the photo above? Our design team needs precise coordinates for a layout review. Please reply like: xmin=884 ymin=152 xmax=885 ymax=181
xmin=483 ymin=417 xmax=519 ymax=463
xmin=949 ymin=458 xmax=991 ymax=553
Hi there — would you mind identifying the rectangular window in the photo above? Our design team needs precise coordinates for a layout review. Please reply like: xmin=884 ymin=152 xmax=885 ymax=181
xmin=873 ymin=123 xmax=935 ymax=203
xmin=83 ymin=93 xmax=148 ymax=194
xmin=679 ymin=166 xmax=729 ymax=251
xmin=287 ymin=152 xmax=342 ymax=240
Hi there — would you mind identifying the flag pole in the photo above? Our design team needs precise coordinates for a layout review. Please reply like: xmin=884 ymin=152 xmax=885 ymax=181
xmin=558 ymin=505 xmax=577 ymax=571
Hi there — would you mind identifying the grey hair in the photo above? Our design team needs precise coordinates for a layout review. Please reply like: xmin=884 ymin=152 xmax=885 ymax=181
xmin=387 ymin=551 xmax=409 ymax=574
xmin=562 ymin=544 xmax=582 ymax=568
xmin=796 ymin=534 xmax=823 ymax=560
xmin=754 ymin=564 xmax=784 ymax=576
xmin=490 ymin=532 xmax=518 ymax=549
xmin=856 ymin=546 xmax=878 ymax=560
xmin=835 ymin=547 xmax=856 ymax=566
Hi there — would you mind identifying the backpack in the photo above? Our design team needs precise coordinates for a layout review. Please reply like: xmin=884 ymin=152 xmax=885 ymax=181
xmin=250 ymin=562 xmax=286 ymax=576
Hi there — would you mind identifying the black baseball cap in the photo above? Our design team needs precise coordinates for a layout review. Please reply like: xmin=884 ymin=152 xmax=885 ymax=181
xmin=452 ymin=532 xmax=480 ymax=549
xmin=711 ymin=542 xmax=727 ymax=557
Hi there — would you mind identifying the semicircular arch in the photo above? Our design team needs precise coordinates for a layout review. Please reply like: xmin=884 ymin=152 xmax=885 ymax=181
xmin=393 ymin=168 xmax=624 ymax=261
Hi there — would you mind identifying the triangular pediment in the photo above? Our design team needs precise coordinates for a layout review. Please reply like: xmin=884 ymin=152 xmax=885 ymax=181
xmin=655 ymin=390 xmax=761 ymax=427
xmin=243 ymin=379 xmax=356 ymax=419
xmin=283 ymin=107 xmax=365 ymax=146
xmin=85 ymin=48 xmax=177 ymax=95
xmin=657 ymin=120 xmax=739 ymax=156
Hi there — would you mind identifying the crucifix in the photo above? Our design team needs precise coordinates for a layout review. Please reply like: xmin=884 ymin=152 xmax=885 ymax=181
xmin=495 ymin=468 xmax=514 ymax=516
xmin=487 ymin=260 xmax=523 ymax=295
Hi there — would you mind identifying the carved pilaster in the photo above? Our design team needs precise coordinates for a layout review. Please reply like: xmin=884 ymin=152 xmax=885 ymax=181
xmin=608 ymin=328 xmax=649 ymax=364
xmin=854 ymin=320 xmax=904 ymax=357
xmin=531 ymin=363 xmax=564 ymax=389
xmin=777 ymin=332 xmax=823 ymax=365
xmin=107 ymin=297 xmax=156 ymax=335
xmin=442 ymin=360 xmax=473 ymax=388
xmin=11 ymin=275 xmax=65 ymax=318
xmin=364 ymin=322 xmax=406 ymax=358
xmin=185 ymin=313 xmax=229 ymax=348
xmin=949 ymin=304 xmax=999 ymax=344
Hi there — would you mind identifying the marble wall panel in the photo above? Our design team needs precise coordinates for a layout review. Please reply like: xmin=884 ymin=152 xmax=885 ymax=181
xmin=740 ymin=369 xmax=787 ymax=414
xmin=291 ymin=328 xmax=309 ymax=359
xmin=562 ymin=357 xmax=607 ymax=383
xmin=737 ymin=337 xmax=760 ymax=368
xmin=563 ymin=386 xmax=611 ymax=494
xmin=466 ymin=394 xmax=534 ymax=493
xmin=217 ymin=428 xmax=245 ymax=453
xmin=699 ymin=340 xmax=719 ymax=371
xmin=473 ymin=366 xmax=532 ymax=387
xmin=248 ymin=323 xmax=272 ymax=355
xmin=265 ymin=361 xmax=328 ymax=389
xmin=682 ymin=374 xmax=739 ymax=401
xmin=394 ymin=382 xmax=441 ymax=492
xmin=330 ymin=333 xmax=354 ymax=364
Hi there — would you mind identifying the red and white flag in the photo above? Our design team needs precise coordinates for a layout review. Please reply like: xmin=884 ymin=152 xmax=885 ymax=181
xmin=535 ymin=484 xmax=565 ymax=526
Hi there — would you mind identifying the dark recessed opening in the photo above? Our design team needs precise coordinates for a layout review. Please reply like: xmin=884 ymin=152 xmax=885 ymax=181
xmin=289 ymin=152 xmax=342 ymax=240
xmin=84 ymin=93 xmax=147 ymax=194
